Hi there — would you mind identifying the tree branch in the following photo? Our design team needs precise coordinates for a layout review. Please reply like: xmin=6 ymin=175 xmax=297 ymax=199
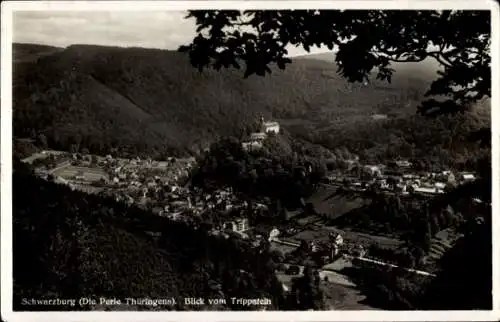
xmin=371 ymin=51 xmax=427 ymax=63
xmin=429 ymin=53 xmax=453 ymax=68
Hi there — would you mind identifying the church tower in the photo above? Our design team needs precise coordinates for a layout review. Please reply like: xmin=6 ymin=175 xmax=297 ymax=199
xmin=259 ymin=114 xmax=265 ymax=132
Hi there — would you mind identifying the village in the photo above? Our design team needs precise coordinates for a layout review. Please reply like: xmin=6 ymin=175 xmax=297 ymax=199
xmin=20 ymin=114 xmax=480 ymax=308
xmin=324 ymin=160 xmax=477 ymax=198
xmin=242 ymin=116 xmax=477 ymax=198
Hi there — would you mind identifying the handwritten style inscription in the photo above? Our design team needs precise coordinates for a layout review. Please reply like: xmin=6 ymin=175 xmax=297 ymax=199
xmin=20 ymin=297 xmax=272 ymax=309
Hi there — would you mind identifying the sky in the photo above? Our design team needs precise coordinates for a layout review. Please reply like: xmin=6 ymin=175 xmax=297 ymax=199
xmin=13 ymin=11 xmax=331 ymax=57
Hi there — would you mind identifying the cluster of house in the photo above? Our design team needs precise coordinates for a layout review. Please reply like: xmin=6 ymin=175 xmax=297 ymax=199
xmin=402 ymin=170 xmax=475 ymax=196
xmin=28 ymin=150 xmax=200 ymax=201
xmin=241 ymin=115 xmax=280 ymax=151
xmin=155 ymin=187 xmax=243 ymax=220
xmin=94 ymin=157 xmax=205 ymax=210
xmin=294 ymin=232 xmax=369 ymax=266
xmin=102 ymin=156 xmax=196 ymax=187
xmin=129 ymin=184 xmax=269 ymax=237
xmin=308 ymin=233 xmax=347 ymax=260
xmin=28 ymin=150 xmax=281 ymax=244
xmin=326 ymin=161 xmax=477 ymax=197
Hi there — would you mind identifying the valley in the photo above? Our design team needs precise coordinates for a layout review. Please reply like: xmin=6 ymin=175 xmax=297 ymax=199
xmin=11 ymin=36 xmax=492 ymax=312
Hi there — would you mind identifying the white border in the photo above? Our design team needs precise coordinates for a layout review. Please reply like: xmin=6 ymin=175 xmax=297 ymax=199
xmin=0 ymin=0 xmax=496 ymax=11
xmin=1 ymin=1 xmax=499 ymax=322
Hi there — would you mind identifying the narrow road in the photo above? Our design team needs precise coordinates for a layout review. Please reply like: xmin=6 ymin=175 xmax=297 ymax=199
xmin=272 ymin=238 xmax=436 ymax=277
xmin=343 ymin=254 xmax=436 ymax=277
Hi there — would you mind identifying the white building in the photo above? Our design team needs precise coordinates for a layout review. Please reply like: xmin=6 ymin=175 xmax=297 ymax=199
xmin=262 ymin=121 xmax=280 ymax=134
xmin=250 ymin=132 xmax=268 ymax=141
xmin=260 ymin=115 xmax=280 ymax=134
xmin=268 ymin=228 xmax=280 ymax=242
xmin=335 ymin=234 xmax=344 ymax=246
xmin=364 ymin=165 xmax=382 ymax=177
xmin=460 ymin=173 xmax=476 ymax=182
xmin=329 ymin=232 xmax=343 ymax=246
xmin=435 ymin=182 xmax=446 ymax=190
xmin=414 ymin=186 xmax=444 ymax=196
xmin=242 ymin=116 xmax=280 ymax=150
xmin=395 ymin=183 xmax=407 ymax=193
xmin=224 ymin=218 xmax=249 ymax=233
xmin=242 ymin=135 xmax=265 ymax=151
xmin=357 ymin=245 xmax=366 ymax=258
xmin=332 ymin=244 xmax=340 ymax=257
xmin=395 ymin=160 xmax=412 ymax=168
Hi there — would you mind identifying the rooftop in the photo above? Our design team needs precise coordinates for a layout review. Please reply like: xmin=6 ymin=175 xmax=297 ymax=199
xmin=263 ymin=121 xmax=279 ymax=127
xmin=250 ymin=132 xmax=267 ymax=140
xmin=414 ymin=187 xmax=441 ymax=194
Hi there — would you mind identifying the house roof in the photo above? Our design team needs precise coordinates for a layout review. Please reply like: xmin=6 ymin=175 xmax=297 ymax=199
xmin=250 ymin=132 xmax=267 ymax=139
xmin=435 ymin=182 xmax=446 ymax=188
xmin=263 ymin=121 xmax=279 ymax=127
xmin=414 ymin=187 xmax=439 ymax=194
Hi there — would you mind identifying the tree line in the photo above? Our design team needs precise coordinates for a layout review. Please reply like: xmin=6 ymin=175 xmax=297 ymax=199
xmin=191 ymin=137 xmax=326 ymax=209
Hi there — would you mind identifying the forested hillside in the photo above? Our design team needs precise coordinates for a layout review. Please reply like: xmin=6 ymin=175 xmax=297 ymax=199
xmin=293 ymin=110 xmax=491 ymax=168
xmin=13 ymin=161 xmax=285 ymax=311
xmin=13 ymin=43 xmax=490 ymax=165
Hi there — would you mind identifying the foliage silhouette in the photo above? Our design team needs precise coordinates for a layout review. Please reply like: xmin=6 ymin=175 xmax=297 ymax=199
xmin=180 ymin=10 xmax=491 ymax=115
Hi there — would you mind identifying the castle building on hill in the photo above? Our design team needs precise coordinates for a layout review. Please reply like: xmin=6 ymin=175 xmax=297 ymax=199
xmin=260 ymin=115 xmax=280 ymax=134
xmin=241 ymin=116 xmax=280 ymax=151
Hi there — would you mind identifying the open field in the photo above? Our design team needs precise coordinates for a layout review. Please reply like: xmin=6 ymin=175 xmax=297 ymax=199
xmin=53 ymin=165 xmax=108 ymax=182
xmin=321 ymin=226 xmax=403 ymax=248
xmin=302 ymin=184 xmax=406 ymax=249
xmin=289 ymin=226 xmax=332 ymax=244
xmin=287 ymin=225 xmax=402 ymax=249
xmin=308 ymin=184 xmax=369 ymax=218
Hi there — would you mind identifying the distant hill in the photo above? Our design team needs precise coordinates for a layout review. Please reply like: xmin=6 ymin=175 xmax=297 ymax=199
xmin=13 ymin=43 xmax=490 ymax=164
xmin=298 ymin=52 xmax=442 ymax=75
xmin=13 ymin=43 xmax=63 ymax=64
